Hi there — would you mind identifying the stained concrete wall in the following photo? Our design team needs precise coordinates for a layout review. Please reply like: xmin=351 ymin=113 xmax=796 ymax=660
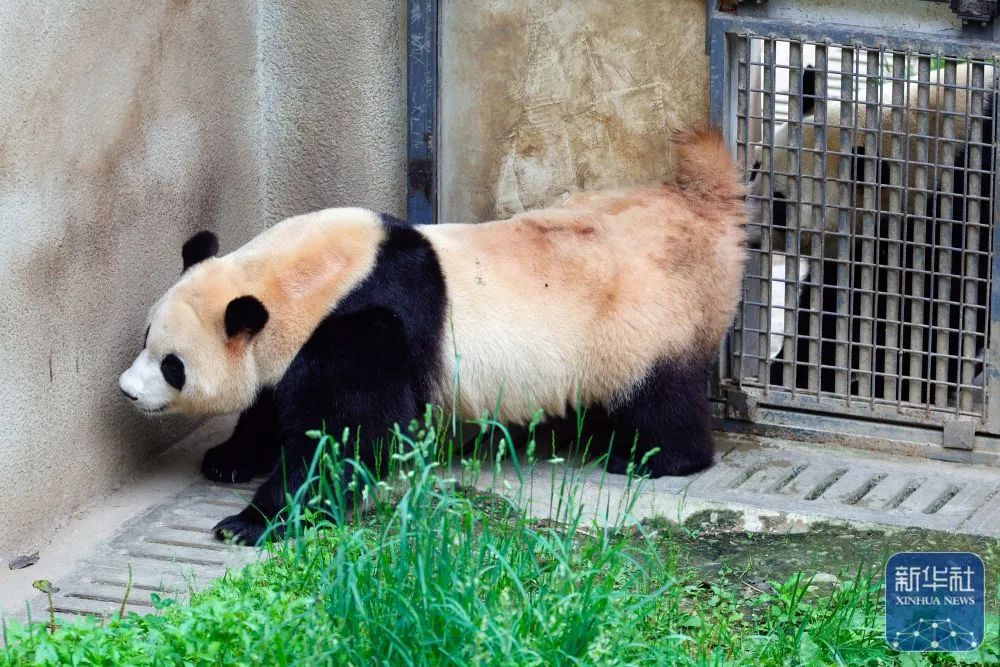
xmin=440 ymin=0 xmax=710 ymax=222
xmin=0 ymin=0 xmax=405 ymax=561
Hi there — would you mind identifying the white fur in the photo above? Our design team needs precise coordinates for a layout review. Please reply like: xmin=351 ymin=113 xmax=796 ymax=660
xmin=119 ymin=349 xmax=175 ymax=414
xmin=768 ymin=254 xmax=811 ymax=361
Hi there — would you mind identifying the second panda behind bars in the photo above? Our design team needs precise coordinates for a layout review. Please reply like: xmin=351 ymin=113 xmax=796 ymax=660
xmin=747 ymin=61 xmax=994 ymax=408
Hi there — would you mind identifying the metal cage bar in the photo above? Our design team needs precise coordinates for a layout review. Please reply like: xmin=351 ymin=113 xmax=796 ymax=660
xmin=807 ymin=45 xmax=828 ymax=395
xmin=910 ymin=56 xmax=932 ymax=408
xmin=884 ymin=51 xmax=906 ymax=405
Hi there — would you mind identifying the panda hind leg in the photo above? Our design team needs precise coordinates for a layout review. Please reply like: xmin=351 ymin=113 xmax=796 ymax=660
xmin=201 ymin=389 xmax=281 ymax=484
xmin=603 ymin=359 xmax=715 ymax=478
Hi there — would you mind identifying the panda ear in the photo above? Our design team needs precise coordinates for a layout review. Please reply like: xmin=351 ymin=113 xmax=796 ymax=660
xmin=182 ymin=231 xmax=219 ymax=272
xmin=225 ymin=296 xmax=269 ymax=339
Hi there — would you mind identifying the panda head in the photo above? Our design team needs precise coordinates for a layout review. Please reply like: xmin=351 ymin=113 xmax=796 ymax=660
xmin=745 ymin=65 xmax=819 ymax=247
xmin=118 ymin=231 xmax=269 ymax=416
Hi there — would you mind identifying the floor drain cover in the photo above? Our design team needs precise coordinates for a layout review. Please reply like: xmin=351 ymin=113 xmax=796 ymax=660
xmin=17 ymin=477 xmax=260 ymax=623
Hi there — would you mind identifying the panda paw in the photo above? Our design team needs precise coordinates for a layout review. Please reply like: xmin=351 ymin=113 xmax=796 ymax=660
xmin=201 ymin=443 xmax=257 ymax=483
xmin=213 ymin=511 xmax=280 ymax=546
xmin=604 ymin=455 xmax=634 ymax=476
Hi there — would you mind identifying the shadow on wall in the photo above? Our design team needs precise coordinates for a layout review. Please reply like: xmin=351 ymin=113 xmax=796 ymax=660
xmin=0 ymin=0 xmax=262 ymax=560
xmin=0 ymin=0 xmax=406 ymax=559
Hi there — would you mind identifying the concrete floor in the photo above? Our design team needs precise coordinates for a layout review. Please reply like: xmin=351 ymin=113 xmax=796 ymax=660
xmin=473 ymin=432 xmax=1000 ymax=537
xmin=2 ymin=419 xmax=998 ymax=628
xmin=0 ymin=416 xmax=254 ymax=626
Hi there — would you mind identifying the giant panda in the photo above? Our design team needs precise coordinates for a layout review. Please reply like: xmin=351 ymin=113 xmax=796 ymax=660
xmin=118 ymin=129 xmax=747 ymax=544
xmin=748 ymin=62 xmax=995 ymax=251
xmin=751 ymin=62 xmax=995 ymax=406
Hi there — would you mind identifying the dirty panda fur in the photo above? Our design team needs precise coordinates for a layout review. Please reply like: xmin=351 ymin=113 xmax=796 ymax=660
xmin=122 ymin=129 xmax=747 ymax=544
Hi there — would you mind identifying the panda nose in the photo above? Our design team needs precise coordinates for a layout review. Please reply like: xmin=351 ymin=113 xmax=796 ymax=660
xmin=120 ymin=386 xmax=138 ymax=401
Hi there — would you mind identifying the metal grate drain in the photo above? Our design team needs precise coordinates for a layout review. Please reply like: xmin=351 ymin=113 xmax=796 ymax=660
xmin=683 ymin=438 xmax=1000 ymax=534
xmin=474 ymin=434 xmax=1000 ymax=537
xmin=17 ymin=477 xmax=260 ymax=623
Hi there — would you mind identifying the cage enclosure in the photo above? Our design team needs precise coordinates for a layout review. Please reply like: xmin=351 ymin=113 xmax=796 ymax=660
xmin=708 ymin=0 xmax=1000 ymax=464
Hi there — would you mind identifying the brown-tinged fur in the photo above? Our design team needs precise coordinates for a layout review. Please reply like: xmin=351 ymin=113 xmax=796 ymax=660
xmin=672 ymin=127 xmax=747 ymax=212
xmin=421 ymin=129 xmax=746 ymax=421
xmin=147 ymin=208 xmax=385 ymax=415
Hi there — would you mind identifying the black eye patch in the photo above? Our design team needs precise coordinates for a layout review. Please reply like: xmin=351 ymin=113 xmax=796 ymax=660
xmin=161 ymin=354 xmax=186 ymax=391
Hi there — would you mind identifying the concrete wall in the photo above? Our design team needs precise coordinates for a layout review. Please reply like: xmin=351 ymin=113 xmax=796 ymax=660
xmin=440 ymin=0 xmax=709 ymax=222
xmin=0 ymin=0 xmax=405 ymax=560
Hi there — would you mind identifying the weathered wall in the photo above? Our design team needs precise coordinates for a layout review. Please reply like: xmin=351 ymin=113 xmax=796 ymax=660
xmin=440 ymin=0 xmax=709 ymax=222
xmin=257 ymin=0 xmax=407 ymax=221
xmin=0 ymin=0 xmax=405 ymax=560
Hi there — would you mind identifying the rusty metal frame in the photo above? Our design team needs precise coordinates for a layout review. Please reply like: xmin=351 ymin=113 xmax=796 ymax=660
xmin=407 ymin=0 xmax=439 ymax=224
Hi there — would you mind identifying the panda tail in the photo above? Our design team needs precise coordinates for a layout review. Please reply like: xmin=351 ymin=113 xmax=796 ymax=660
xmin=671 ymin=126 xmax=745 ymax=212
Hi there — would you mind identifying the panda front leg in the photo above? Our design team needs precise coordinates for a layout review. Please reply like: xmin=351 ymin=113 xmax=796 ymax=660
xmin=201 ymin=389 xmax=281 ymax=483
xmin=212 ymin=308 xmax=418 ymax=545
xmin=604 ymin=359 xmax=715 ymax=477
xmin=213 ymin=396 xmax=409 ymax=544
xmin=213 ymin=403 xmax=411 ymax=545
xmin=211 ymin=431 xmax=315 ymax=545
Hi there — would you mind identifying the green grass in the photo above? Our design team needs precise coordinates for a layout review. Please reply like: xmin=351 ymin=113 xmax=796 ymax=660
xmin=2 ymin=410 xmax=998 ymax=666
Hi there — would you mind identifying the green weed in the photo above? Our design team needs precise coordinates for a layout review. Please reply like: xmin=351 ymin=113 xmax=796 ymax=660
xmin=2 ymin=410 xmax=997 ymax=665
